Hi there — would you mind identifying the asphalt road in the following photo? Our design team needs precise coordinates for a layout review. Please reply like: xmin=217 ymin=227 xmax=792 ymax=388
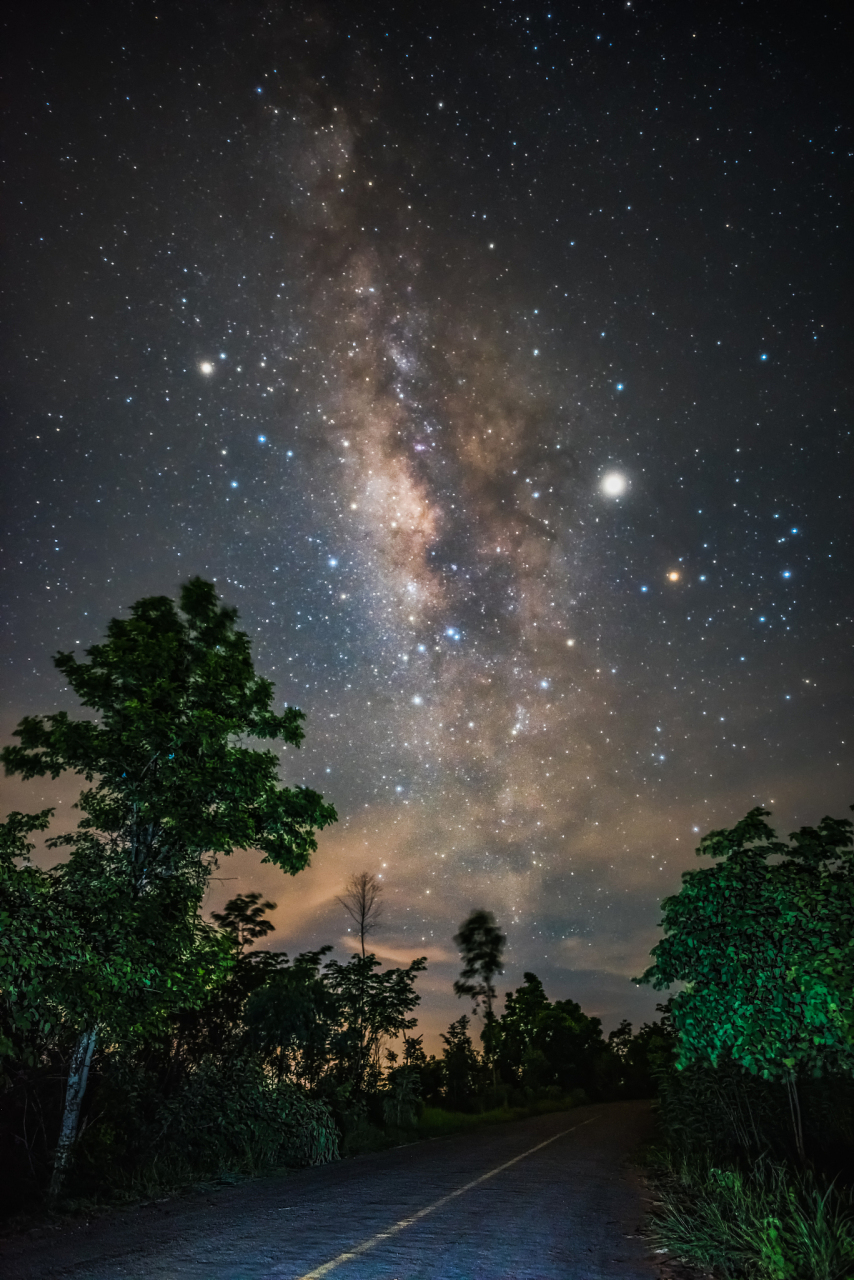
xmin=1 ymin=1100 xmax=658 ymax=1280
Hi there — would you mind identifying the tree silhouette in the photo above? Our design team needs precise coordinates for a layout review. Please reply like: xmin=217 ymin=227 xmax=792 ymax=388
xmin=453 ymin=909 xmax=506 ymax=1020
xmin=337 ymin=870 xmax=383 ymax=957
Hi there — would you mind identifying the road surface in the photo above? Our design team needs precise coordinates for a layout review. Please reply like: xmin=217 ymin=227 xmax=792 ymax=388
xmin=1 ymin=1100 xmax=658 ymax=1279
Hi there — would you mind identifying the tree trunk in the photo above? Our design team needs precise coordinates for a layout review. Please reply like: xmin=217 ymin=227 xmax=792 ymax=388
xmin=786 ymin=1074 xmax=805 ymax=1163
xmin=484 ymin=991 xmax=497 ymax=1088
xmin=49 ymin=1027 xmax=98 ymax=1202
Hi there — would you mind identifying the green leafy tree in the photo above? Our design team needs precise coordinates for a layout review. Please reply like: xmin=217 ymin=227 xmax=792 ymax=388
xmin=0 ymin=810 xmax=65 ymax=1070
xmin=639 ymin=807 xmax=854 ymax=1158
xmin=0 ymin=809 xmax=229 ymax=1193
xmin=0 ymin=579 xmax=336 ymax=1194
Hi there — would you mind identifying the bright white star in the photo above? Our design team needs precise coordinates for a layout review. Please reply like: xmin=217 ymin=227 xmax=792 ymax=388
xmin=601 ymin=471 xmax=628 ymax=497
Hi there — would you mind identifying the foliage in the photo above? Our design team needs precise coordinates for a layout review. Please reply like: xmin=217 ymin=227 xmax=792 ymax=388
xmin=381 ymin=1066 xmax=422 ymax=1128
xmin=171 ymin=898 xmax=427 ymax=1101
xmin=2 ymin=578 xmax=337 ymax=887
xmin=76 ymin=1056 xmax=339 ymax=1196
xmin=0 ymin=810 xmax=228 ymax=1076
xmin=653 ymin=1038 xmax=854 ymax=1168
xmin=211 ymin=891 xmax=277 ymax=948
xmin=323 ymin=951 xmax=427 ymax=1092
xmin=0 ymin=580 xmax=337 ymax=1199
xmin=649 ymin=1150 xmax=854 ymax=1280
xmin=494 ymin=972 xmax=616 ymax=1097
xmin=0 ymin=579 xmax=338 ymax=1068
xmin=244 ymin=951 xmax=338 ymax=1085
xmin=441 ymin=1015 xmax=484 ymax=1108
xmin=640 ymin=807 xmax=854 ymax=1085
xmin=608 ymin=1016 xmax=673 ymax=1099
xmin=640 ymin=807 xmax=854 ymax=1276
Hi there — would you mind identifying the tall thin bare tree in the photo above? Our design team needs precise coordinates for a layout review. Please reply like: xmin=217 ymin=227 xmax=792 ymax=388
xmin=337 ymin=870 xmax=383 ymax=957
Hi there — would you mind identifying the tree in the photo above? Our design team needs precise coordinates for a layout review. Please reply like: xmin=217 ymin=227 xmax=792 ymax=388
xmin=495 ymin=973 xmax=610 ymax=1096
xmin=212 ymin=892 xmax=277 ymax=950
xmin=441 ymin=1015 xmax=482 ymax=1109
xmin=172 ymin=893 xmax=295 ymax=1069
xmin=453 ymin=909 xmax=506 ymax=1077
xmin=453 ymin=909 xmax=505 ymax=1019
xmin=401 ymin=1033 xmax=426 ymax=1067
xmin=244 ymin=949 xmax=338 ymax=1086
xmin=0 ymin=809 xmax=229 ymax=1196
xmin=0 ymin=578 xmax=337 ymax=1195
xmin=336 ymin=871 xmax=383 ymax=958
xmin=323 ymin=952 xmax=427 ymax=1092
xmin=639 ymin=807 xmax=854 ymax=1159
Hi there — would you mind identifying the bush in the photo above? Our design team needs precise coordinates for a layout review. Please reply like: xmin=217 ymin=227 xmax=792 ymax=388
xmin=73 ymin=1057 xmax=338 ymax=1199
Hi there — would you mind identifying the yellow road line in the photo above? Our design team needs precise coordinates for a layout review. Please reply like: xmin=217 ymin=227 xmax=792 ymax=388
xmin=295 ymin=1116 xmax=597 ymax=1280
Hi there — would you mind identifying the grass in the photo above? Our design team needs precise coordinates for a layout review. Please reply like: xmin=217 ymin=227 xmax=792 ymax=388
xmin=648 ymin=1150 xmax=854 ymax=1280
xmin=416 ymin=1094 xmax=583 ymax=1140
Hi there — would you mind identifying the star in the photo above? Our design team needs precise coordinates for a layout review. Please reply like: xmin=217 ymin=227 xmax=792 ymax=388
xmin=600 ymin=472 xmax=628 ymax=497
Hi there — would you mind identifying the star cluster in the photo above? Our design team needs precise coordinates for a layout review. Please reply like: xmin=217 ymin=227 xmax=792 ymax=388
xmin=2 ymin=1 xmax=851 ymax=1040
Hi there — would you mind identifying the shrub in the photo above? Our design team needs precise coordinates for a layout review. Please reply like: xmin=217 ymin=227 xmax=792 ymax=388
xmin=74 ymin=1057 xmax=338 ymax=1199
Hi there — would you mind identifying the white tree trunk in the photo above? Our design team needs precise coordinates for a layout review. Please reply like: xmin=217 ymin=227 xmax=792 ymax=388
xmin=49 ymin=1027 xmax=98 ymax=1201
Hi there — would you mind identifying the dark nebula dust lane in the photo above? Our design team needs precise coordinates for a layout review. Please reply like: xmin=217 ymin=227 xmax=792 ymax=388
xmin=2 ymin=2 xmax=851 ymax=1042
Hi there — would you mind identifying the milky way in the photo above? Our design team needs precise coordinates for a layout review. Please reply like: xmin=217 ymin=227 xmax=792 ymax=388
xmin=2 ymin=2 xmax=851 ymax=1044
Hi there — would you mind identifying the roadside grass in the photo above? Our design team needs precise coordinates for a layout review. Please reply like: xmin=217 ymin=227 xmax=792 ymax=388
xmin=417 ymin=1093 xmax=585 ymax=1140
xmin=647 ymin=1149 xmax=854 ymax=1280
xmin=339 ymin=1091 xmax=587 ymax=1156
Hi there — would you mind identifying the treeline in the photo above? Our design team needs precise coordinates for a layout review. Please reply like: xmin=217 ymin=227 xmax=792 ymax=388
xmin=5 ymin=577 xmax=852 ymax=1275
xmin=0 ymin=876 xmax=663 ymax=1213
xmin=412 ymin=907 xmax=666 ymax=1115
xmin=0 ymin=580 xmax=658 ymax=1216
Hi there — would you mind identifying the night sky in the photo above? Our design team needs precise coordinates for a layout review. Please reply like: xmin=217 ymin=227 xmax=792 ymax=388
xmin=2 ymin=1 xmax=851 ymax=1046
